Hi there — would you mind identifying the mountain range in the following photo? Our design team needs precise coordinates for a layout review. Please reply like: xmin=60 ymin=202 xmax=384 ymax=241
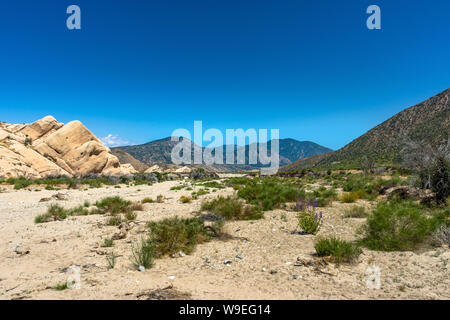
xmin=112 ymin=138 xmax=332 ymax=172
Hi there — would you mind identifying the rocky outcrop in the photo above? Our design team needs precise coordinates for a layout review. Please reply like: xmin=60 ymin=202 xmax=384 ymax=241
xmin=0 ymin=116 xmax=136 ymax=179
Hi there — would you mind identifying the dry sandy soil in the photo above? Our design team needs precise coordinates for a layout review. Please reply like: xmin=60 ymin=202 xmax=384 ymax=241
xmin=0 ymin=180 xmax=449 ymax=300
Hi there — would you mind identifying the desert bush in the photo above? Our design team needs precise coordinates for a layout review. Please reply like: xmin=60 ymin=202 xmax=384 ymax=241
xmin=106 ymin=252 xmax=117 ymax=269
xmin=101 ymin=238 xmax=114 ymax=247
xmin=197 ymin=181 xmax=225 ymax=189
xmin=69 ymin=205 xmax=90 ymax=216
xmin=339 ymin=192 xmax=361 ymax=203
xmin=429 ymin=156 xmax=449 ymax=204
xmin=53 ymin=282 xmax=68 ymax=291
xmin=180 ymin=195 xmax=192 ymax=203
xmin=35 ymin=204 xmax=70 ymax=223
xmin=147 ymin=217 xmax=213 ymax=257
xmin=95 ymin=196 xmax=132 ymax=215
xmin=7 ymin=177 xmax=33 ymax=190
xmin=237 ymin=178 xmax=304 ymax=210
xmin=315 ymin=237 xmax=362 ymax=264
xmin=192 ymin=188 xmax=209 ymax=198
xmin=201 ymin=196 xmax=263 ymax=220
xmin=107 ymin=216 xmax=122 ymax=226
xmin=24 ymin=137 xmax=32 ymax=146
xmin=131 ymin=238 xmax=155 ymax=269
xmin=430 ymin=224 xmax=450 ymax=247
xmin=142 ymin=197 xmax=154 ymax=204
xmin=131 ymin=202 xmax=143 ymax=211
xmin=125 ymin=211 xmax=137 ymax=221
xmin=156 ymin=194 xmax=164 ymax=203
xmin=403 ymin=137 xmax=449 ymax=204
xmin=296 ymin=199 xmax=322 ymax=234
xmin=360 ymin=200 xmax=443 ymax=251
xmin=81 ymin=177 xmax=115 ymax=188
xmin=343 ymin=205 xmax=367 ymax=218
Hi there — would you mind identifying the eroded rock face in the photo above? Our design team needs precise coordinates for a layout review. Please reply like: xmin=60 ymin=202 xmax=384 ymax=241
xmin=0 ymin=116 xmax=136 ymax=178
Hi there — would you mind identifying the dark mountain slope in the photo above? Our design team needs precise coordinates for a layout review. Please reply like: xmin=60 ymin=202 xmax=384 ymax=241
xmin=282 ymin=88 xmax=450 ymax=171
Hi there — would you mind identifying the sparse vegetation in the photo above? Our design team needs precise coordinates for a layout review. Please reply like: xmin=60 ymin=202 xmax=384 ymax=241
xmin=236 ymin=178 xmax=304 ymax=211
xmin=142 ymin=197 xmax=154 ymax=204
xmin=201 ymin=195 xmax=263 ymax=220
xmin=101 ymin=238 xmax=114 ymax=247
xmin=359 ymin=200 xmax=448 ymax=251
xmin=315 ymin=237 xmax=362 ymax=264
xmin=180 ymin=195 xmax=192 ymax=203
xmin=131 ymin=238 xmax=155 ymax=269
xmin=53 ymin=282 xmax=69 ymax=291
xmin=339 ymin=192 xmax=361 ymax=203
xmin=106 ymin=252 xmax=117 ymax=269
xmin=343 ymin=205 xmax=368 ymax=218
xmin=147 ymin=217 xmax=214 ymax=257
xmin=296 ymin=199 xmax=322 ymax=235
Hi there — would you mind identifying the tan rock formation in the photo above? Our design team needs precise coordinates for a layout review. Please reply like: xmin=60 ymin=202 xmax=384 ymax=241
xmin=0 ymin=116 xmax=134 ymax=178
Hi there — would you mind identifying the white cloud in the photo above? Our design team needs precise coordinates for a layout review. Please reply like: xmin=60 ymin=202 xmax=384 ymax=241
xmin=101 ymin=134 xmax=130 ymax=147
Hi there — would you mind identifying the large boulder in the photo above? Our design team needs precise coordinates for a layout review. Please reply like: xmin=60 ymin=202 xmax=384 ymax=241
xmin=0 ymin=117 xmax=134 ymax=178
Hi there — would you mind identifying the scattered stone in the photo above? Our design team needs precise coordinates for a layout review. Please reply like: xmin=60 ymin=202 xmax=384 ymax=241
xmin=262 ymin=267 xmax=266 ymax=272
xmin=39 ymin=197 xmax=51 ymax=202
xmin=270 ymin=270 xmax=277 ymax=275
xmin=292 ymin=274 xmax=302 ymax=280
xmin=204 ymin=257 xmax=211 ymax=264
xmin=178 ymin=251 xmax=186 ymax=257
xmin=235 ymin=255 xmax=243 ymax=260
xmin=224 ymin=260 xmax=232 ymax=265
xmin=137 ymin=285 xmax=191 ymax=300
xmin=52 ymin=193 xmax=67 ymax=201
xmin=14 ymin=244 xmax=30 ymax=256
xmin=294 ymin=254 xmax=328 ymax=268
xmin=112 ymin=231 xmax=127 ymax=240
xmin=138 ymin=265 xmax=146 ymax=272
xmin=168 ymin=275 xmax=176 ymax=280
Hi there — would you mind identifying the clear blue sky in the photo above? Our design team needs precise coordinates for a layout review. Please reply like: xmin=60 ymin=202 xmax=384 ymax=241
xmin=0 ymin=0 xmax=449 ymax=149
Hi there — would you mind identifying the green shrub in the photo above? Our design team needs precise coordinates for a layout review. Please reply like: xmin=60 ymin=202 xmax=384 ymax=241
xmin=142 ymin=197 xmax=154 ymax=204
xmin=343 ymin=205 xmax=367 ymax=218
xmin=197 ymin=181 xmax=225 ymax=189
xmin=131 ymin=238 xmax=155 ymax=269
xmin=201 ymin=196 xmax=263 ymax=220
xmin=192 ymin=188 xmax=209 ymax=197
xmin=429 ymin=157 xmax=449 ymax=204
xmin=125 ymin=211 xmax=137 ymax=221
xmin=340 ymin=192 xmax=360 ymax=203
xmin=53 ymin=282 xmax=68 ymax=291
xmin=295 ymin=199 xmax=322 ymax=234
xmin=107 ymin=216 xmax=122 ymax=226
xmin=95 ymin=196 xmax=132 ymax=215
xmin=147 ymin=217 xmax=213 ymax=257
xmin=35 ymin=204 xmax=70 ymax=223
xmin=237 ymin=177 xmax=305 ymax=210
xmin=7 ymin=177 xmax=33 ymax=190
xmin=360 ymin=200 xmax=438 ymax=251
xmin=180 ymin=195 xmax=192 ymax=203
xmin=106 ymin=252 xmax=117 ymax=269
xmin=101 ymin=238 xmax=114 ymax=247
xmin=315 ymin=237 xmax=362 ymax=264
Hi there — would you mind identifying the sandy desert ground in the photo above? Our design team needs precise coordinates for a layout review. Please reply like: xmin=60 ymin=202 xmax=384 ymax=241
xmin=0 ymin=179 xmax=449 ymax=300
